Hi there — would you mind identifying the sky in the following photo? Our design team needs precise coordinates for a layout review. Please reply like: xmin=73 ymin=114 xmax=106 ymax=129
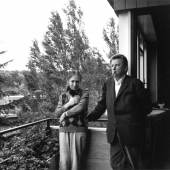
xmin=0 ymin=0 xmax=118 ymax=71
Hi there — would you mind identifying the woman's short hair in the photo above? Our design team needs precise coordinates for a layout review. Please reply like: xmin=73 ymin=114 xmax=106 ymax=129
xmin=67 ymin=70 xmax=82 ymax=81
xmin=110 ymin=54 xmax=128 ymax=67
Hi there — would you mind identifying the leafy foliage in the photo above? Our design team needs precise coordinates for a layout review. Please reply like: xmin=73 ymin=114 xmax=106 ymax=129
xmin=0 ymin=51 xmax=13 ymax=69
xmin=0 ymin=124 xmax=59 ymax=170
xmin=103 ymin=17 xmax=119 ymax=58
xmin=0 ymin=70 xmax=28 ymax=96
xmin=0 ymin=51 xmax=14 ymax=97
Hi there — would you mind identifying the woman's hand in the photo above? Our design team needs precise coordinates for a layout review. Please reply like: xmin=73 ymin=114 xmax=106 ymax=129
xmin=71 ymin=95 xmax=80 ymax=104
xmin=64 ymin=95 xmax=80 ymax=109
xmin=59 ymin=112 xmax=68 ymax=123
xmin=69 ymin=95 xmax=80 ymax=105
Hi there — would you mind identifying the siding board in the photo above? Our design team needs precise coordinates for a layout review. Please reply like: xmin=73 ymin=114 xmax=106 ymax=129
xmin=148 ymin=0 xmax=170 ymax=7
xmin=126 ymin=0 xmax=137 ymax=9
xmin=137 ymin=0 xmax=148 ymax=8
xmin=114 ymin=0 xmax=126 ymax=10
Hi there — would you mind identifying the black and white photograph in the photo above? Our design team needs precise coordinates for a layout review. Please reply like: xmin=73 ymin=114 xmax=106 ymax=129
xmin=0 ymin=0 xmax=170 ymax=170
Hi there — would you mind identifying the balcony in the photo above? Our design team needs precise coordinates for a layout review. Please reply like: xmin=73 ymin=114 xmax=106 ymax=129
xmin=1 ymin=109 xmax=170 ymax=169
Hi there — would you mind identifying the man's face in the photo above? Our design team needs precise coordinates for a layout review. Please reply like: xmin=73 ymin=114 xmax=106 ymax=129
xmin=110 ymin=58 xmax=127 ymax=80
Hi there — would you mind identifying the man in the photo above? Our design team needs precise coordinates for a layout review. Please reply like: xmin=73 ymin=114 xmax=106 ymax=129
xmin=87 ymin=54 xmax=152 ymax=170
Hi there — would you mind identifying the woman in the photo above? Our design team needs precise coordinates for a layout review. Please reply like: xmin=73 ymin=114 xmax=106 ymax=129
xmin=55 ymin=71 xmax=89 ymax=170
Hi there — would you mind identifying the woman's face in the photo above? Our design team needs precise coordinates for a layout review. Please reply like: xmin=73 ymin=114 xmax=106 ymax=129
xmin=68 ymin=75 xmax=81 ymax=90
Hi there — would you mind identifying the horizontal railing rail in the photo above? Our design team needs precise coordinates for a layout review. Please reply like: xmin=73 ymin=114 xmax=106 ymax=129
xmin=0 ymin=118 xmax=55 ymax=136
xmin=0 ymin=116 xmax=107 ymax=136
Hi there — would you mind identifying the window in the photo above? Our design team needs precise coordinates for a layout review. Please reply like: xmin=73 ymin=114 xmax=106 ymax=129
xmin=137 ymin=31 xmax=147 ymax=88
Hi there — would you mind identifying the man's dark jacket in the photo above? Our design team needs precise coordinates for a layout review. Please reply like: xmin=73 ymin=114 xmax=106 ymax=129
xmin=87 ymin=75 xmax=152 ymax=145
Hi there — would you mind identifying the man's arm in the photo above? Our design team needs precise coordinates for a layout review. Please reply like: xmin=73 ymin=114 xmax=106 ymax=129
xmin=87 ymin=83 xmax=107 ymax=121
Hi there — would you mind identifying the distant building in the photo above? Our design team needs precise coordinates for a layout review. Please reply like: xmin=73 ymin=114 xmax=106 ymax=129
xmin=0 ymin=95 xmax=24 ymax=105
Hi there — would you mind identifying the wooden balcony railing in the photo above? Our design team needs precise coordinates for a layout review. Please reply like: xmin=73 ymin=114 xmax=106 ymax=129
xmin=0 ymin=118 xmax=55 ymax=137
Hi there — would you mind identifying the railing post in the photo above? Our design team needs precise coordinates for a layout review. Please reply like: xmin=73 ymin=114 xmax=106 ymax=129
xmin=46 ymin=119 xmax=51 ymax=136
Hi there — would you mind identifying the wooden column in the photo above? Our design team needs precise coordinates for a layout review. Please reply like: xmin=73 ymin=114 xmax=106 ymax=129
xmin=118 ymin=11 xmax=136 ymax=76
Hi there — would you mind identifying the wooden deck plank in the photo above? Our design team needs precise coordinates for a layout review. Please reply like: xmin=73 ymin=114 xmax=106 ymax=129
xmin=84 ymin=129 xmax=112 ymax=170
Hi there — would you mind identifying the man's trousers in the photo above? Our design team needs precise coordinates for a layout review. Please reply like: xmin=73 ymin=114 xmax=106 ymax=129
xmin=110 ymin=133 xmax=145 ymax=170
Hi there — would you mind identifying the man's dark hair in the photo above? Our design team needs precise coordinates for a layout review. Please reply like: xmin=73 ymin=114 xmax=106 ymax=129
xmin=110 ymin=54 xmax=128 ymax=67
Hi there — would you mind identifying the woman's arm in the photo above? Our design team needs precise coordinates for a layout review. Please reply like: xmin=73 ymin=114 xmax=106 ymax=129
xmin=55 ymin=94 xmax=77 ymax=118
xmin=65 ymin=89 xmax=89 ymax=117
xmin=55 ymin=94 xmax=66 ymax=118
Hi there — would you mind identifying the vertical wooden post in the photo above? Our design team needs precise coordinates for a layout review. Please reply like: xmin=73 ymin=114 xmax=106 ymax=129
xmin=46 ymin=119 xmax=51 ymax=136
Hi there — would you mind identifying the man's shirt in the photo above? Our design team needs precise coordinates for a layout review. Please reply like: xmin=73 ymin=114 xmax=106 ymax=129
xmin=114 ymin=75 xmax=125 ymax=97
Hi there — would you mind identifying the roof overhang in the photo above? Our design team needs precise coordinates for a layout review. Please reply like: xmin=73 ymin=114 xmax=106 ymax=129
xmin=107 ymin=0 xmax=170 ymax=13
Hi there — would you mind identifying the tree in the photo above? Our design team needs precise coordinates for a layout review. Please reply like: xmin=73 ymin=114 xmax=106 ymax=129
xmin=0 ymin=51 xmax=14 ymax=97
xmin=28 ymin=40 xmax=41 ymax=71
xmin=0 ymin=51 xmax=13 ymax=68
xmin=42 ymin=12 xmax=68 ymax=72
xmin=28 ymin=0 xmax=110 ymax=112
xmin=103 ymin=18 xmax=119 ymax=59
xmin=23 ymin=71 xmax=39 ymax=93
xmin=28 ymin=0 xmax=96 ymax=84
xmin=40 ymin=0 xmax=91 ymax=75
xmin=63 ymin=0 xmax=90 ymax=71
